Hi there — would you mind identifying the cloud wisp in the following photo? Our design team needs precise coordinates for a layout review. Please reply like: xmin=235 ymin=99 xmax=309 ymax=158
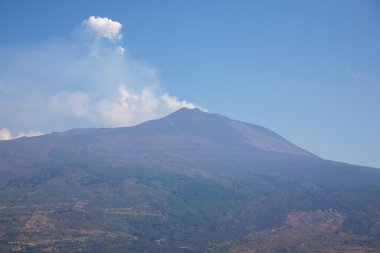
xmin=0 ymin=16 xmax=204 ymax=138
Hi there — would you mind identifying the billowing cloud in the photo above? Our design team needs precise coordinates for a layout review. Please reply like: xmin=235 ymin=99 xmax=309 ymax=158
xmin=96 ymin=86 xmax=159 ymax=126
xmin=84 ymin=16 xmax=122 ymax=40
xmin=161 ymin=94 xmax=196 ymax=110
xmin=0 ymin=16 xmax=204 ymax=135
xmin=0 ymin=128 xmax=42 ymax=141
xmin=93 ymin=85 xmax=204 ymax=127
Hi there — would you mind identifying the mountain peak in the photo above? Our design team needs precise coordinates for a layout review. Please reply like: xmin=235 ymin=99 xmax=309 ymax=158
xmin=131 ymin=108 xmax=315 ymax=157
xmin=166 ymin=107 xmax=227 ymax=122
xmin=176 ymin=107 xmax=203 ymax=112
xmin=168 ymin=107 xmax=207 ymax=117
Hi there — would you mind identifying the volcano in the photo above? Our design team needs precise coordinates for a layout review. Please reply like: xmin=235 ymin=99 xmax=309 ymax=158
xmin=0 ymin=108 xmax=379 ymax=252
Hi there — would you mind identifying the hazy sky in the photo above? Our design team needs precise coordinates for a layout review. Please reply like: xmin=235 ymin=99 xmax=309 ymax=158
xmin=0 ymin=0 xmax=379 ymax=168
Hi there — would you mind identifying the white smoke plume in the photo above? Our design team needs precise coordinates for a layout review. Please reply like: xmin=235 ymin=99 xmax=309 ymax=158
xmin=84 ymin=16 xmax=122 ymax=40
xmin=0 ymin=128 xmax=11 ymax=141
xmin=0 ymin=128 xmax=42 ymax=141
xmin=0 ymin=16 xmax=204 ymax=135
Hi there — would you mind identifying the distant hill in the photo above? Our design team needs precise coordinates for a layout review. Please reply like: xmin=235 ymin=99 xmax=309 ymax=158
xmin=0 ymin=108 xmax=379 ymax=252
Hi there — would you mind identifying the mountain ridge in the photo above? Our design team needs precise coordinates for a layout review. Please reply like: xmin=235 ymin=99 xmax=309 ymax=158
xmin=42 ymin=107 xmax=317 ymax=157
xmin=0 ymin=107 xmax=379 ymax=252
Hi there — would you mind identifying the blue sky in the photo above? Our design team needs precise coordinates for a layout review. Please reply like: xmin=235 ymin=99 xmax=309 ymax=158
xmin=0 ymin=0 xmax=379 ymax=168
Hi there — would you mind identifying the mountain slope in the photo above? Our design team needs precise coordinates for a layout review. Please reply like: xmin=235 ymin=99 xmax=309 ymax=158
xmin=110 ymin=107 xmax=315 ymax=157
xmin=0 ymin=108 xmax=379 ymax=252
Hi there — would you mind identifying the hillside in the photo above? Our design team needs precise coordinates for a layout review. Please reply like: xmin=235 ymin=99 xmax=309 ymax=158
xmin=0 ymin=108 xmax=379 ymax=252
